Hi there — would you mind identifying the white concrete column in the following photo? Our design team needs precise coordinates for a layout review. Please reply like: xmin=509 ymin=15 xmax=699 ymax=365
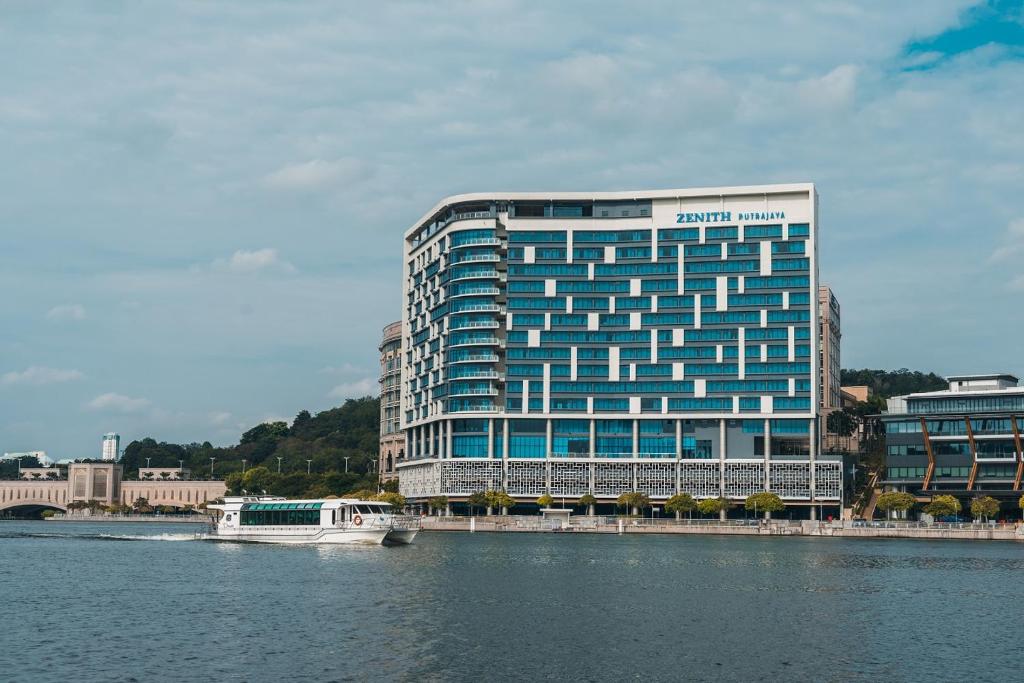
xmin=546 ymin=418 xmax=553 ymax=457
xmin=502 ymin=418 xmax=510 ymax=488
xmin=487 ymin=418 xmax=495 ymax=459
xmin=675 ymin=419 xmax=683 ymax=459
xmin=445 ymin=420 xmax=453 ymax=460
xmin=809 ymin=417 xmax=816 ymax=502
xmin=764 ymin=418 xmax=771 ymax=491
xmin=589 ymin=419 xmax=596 ymax=457
xmin=719 ymin=418 xmax=727 ymax=498
xmin=632 ymin=419 xmax=640 ymax=458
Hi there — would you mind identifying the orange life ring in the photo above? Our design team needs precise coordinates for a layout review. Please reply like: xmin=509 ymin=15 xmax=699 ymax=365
xmin=353 ymin=514 xmax=363 ymax=527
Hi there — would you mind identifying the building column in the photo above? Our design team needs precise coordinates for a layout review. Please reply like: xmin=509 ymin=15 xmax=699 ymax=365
xmin=632 ymin=419 xmax=639 ymax=458
xmin=589 ymin=419 xmax=596 ymax=458
xmin=446 ymin=420 xmax=453 ymax=460
xmin=809 ymin=417 xmax=817 ymax=504
xmin=545 ymin=418 xmax=553 ymax=493
xmin=487 ymin=418 xmax=495 ymax=459
xmin=719 ymin=419 xmax=727 ymax=499
xmin=675 ymin=419 xmax=683 ymax=494
xmin=763 ymin=418 xmax=771 ymax=492
xmin=502 ymin=418 xmax=510 ymax=489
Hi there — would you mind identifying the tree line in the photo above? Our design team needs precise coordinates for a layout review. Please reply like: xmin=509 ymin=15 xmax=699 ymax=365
xmin=120 ymin=397 xmax=388 ymax=499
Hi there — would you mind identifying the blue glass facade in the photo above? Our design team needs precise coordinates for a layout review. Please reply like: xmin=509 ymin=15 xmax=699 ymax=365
xmin=398 ymin=186 xmax=840 ymax=508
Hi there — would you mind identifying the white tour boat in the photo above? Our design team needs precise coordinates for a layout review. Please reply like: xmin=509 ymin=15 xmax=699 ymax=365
xmin=202 ymin=496 xmax=419 ymax=545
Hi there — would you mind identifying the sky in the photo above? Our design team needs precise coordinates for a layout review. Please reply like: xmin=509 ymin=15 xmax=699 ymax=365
xmin=1 ymin=1 xmax=1023 ymax=458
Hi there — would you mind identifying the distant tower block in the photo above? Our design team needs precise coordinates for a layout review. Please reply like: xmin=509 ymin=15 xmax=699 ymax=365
xmin=102 ymin=433 xmax=120 ymax=461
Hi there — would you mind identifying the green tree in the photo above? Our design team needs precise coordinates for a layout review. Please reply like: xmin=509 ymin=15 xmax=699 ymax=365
xmin=616 ymin=491 xmax=650 ymax=516
xmin=922 ymin=495 xmax=961 ymax=520
xmin=428 ymin=495 xmax=449 ymax=516
xmin=696 ymin=497 xmax=729 ymax=517
xmin=485 ymin=490 xmax=515 ymax=514
xmin=536 ymin=493 xmax=555 ymax=508
xmin=375 ymin=491 xmax=407 ymax=510
xmin=875 ymin=491 xmax=917 ymax=520
xmin=467 ymin=491 xmax=488 ymax=516
xmin=132 ymin=496 xmax=153 ymax=513
xmin=664 ymin=493 xmax=697 ymax=520
xmin=240 ymin=421 xmax=289 ymax=445
xmin=745 ymin=492 xmax=785 ymax=519
xmin=969 ymin=496 xmax=999 ymax=522
xmin=578 ymin=493 xmax=597 ymax=516
xmin=241 ymin=466 xmax=278 ymax=494
xmin=826 ymin=410 xmax=858 ymax=437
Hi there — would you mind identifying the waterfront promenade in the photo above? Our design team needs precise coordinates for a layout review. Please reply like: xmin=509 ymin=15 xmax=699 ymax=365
xmin=421 ymin=515 xmax=1024 ymax=541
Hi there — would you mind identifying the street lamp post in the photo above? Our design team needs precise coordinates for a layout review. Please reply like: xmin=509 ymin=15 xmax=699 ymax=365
xmin=242 ymin=459 xmax=247 ymax=474
xmin=344 ymin=456 xmax=350 ymax=474
xmin=306 ymin=459 xmax=313 ymax=475
xmin=276 ymin=457 xmax=283 ymax=474
xmin=210 ymin=457 xmax=216 ymax=478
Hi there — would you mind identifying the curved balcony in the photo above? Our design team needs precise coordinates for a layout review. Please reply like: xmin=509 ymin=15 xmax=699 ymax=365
xmin=446 ymin=370 xmax=501 ymax=381
xmin=449 ymin=237 xmax=502 ymax=250
xmin=447 ymin=286 xmax=500 ymax=299
xmin=447 ymin=353 xmax=499 ymax=364
xmin=448 ymin=253 xmax=500 ymax=265
xmin=447 ymin=336 xmax=500 ymax=348
xmin=448 ymin=319 xmax=500 ymax=332
xmin=449 ymin=303 xmax=500 ymax=313
xmin=446 ymin=269 xmax=499 ymax=283
xmin=447 ymin=387 xmax=499 ymax=397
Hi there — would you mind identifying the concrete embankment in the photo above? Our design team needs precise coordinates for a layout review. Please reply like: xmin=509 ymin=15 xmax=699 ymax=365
xmin=420 ymin=516 xmax=1024 ymax=541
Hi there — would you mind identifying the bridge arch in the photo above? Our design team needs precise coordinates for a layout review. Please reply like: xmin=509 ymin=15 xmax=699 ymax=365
xmin=0 ymin=501 xmax=68 ymax=518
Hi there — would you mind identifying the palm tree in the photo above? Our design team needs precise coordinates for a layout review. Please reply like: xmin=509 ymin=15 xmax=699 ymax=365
xmin=665 ymin=493 xmax=697 ymax=520
xmin=578 ymin=493 xmax=597 ymax=516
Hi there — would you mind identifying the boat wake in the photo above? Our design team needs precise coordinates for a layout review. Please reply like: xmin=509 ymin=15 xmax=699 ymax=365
xmin=0 ymin=531 xmax=196 ymax=542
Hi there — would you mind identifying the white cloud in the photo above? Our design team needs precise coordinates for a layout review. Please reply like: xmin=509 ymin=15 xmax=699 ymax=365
xmin=327 ymin=377 xmax=376 ymax=399
xmin=208 ymin=411 xmax=232 ymax=426
xmin=85 ymin=392 xmax=151 ymax=413
xmin=263 ymin=158 xmax=371 ymax=191
xmin=1 ymin=366 xmax=84 ymax=386
xmin=212 ymin=248 xmax=295 ymax=273
xmin=989 ymin=218 xmax=1024 ymax=264
xmin=46 ymin=304 xmax=86 ymax=321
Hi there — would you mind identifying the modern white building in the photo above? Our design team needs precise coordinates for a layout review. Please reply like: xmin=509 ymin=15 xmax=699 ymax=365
xmin=397 ymin=184 xmax=841 ymax=516
xmin=102 ymin=433 xmax=120 ymax=461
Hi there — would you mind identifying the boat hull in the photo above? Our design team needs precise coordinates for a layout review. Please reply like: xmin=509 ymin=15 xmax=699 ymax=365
xmin=201 ymin=527 xmax=389 ymax=545
xmin=383 ymin=528 xmax=419 ymax=545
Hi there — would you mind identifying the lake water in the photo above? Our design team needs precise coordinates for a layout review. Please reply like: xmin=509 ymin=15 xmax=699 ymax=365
xmin=1 ymin=521 xmax=1021 ymax=682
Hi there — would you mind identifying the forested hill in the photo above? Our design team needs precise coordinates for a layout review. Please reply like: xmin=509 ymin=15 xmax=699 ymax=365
xmin=119 ymin=397 xmax=383 ymax=497
xmin=840 ymin=369 xmax=947 ymax=399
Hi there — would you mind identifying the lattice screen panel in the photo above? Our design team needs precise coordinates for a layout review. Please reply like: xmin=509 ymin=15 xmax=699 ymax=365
xmin=679 ymin=460 xmax=721 ymax=499
xmin=593 ymin=463 xmax=632 ymax=496
xmin=635 ymin=462 xmax=675 ymax=498
xmin=550 ymin=462 xmax=590 ymax=497
xmin=769 ymin=462 xmax=811 ymax=500
xmin=440 ymin=460 xmax=503 ymax=495
xmin=506 ymin=461 xmax=547 ymax=496
xmin=814 ymin=461 xmax=842 ymax=500
xmin=723 ymin=461 xmax=765 ymax=498
xmin=398 ymin=462 xmax=440 ymax=498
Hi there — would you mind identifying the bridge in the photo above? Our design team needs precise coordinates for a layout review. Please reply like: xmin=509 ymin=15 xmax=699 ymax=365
xmin=0 ymin=462 xmax=226 ymax=516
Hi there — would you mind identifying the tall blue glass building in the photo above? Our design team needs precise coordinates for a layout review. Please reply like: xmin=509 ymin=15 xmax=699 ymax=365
xmin=398 ymin=185 xmax=841 ymax=514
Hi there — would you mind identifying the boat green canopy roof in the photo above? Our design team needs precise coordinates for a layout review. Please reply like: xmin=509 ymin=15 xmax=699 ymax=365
xmin=240 ymin=502 xmax=324 ymax=511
